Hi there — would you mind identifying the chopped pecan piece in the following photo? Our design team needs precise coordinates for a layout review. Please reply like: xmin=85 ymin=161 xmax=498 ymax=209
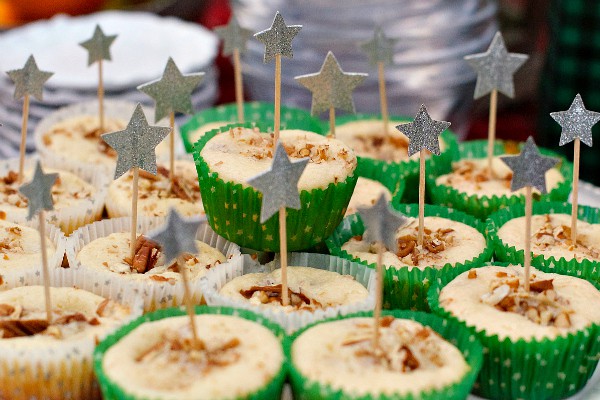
xmin=170 ymin=177 xmax=193 ymax=201
xmin=530 ymin=279 xmax=554 ymax=293
xmin=380 ymin=316 xmax=394 ymax=327
xmin=149 ymin=275 xmax=170 ymax=282
xmin=424 ymin=237 xmax=445 ymax=253
xmin=0 ymin=304 xmax=15 ymax=316
xmin=54 ymin=313 xmax=87 ymax=325
xmin=2 ymin=171 xmax=18 ymax=185
xmin=126 ymin=235 xmax=161 ymax=274
xmin=468 ymin=270 xmax=477 ymax=279
xmin=0 ymin=319 xmax=49 ymax=338
xmin=239 ymin=284 xmax=313 ymax=307
xmin=401 ymin=345 xmax=420 ymax=372
xmin=96 ymin=299 xmax=110 ymax=317
xmin=396 ymin=235 xmax=416 ymax=257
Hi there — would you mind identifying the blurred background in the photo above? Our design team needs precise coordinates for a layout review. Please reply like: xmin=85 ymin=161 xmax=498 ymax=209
xmin=0 ymin=0 xmax=598 ymax=184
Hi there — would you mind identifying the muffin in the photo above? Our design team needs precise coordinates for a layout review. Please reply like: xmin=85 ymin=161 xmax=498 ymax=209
xmin=430 ymin=264 xmax=600 ymax=399
xmin=95 ymin=306 xmax=287 ymax=400
xmin=193 ymin=123 xmax=358 ymax=251
xmin=286 ymin=310 xmax=483 ymax=399
xmin=0 ymin=286 xmax=137 ymax=400
xmin=345 ymin=176 xmax=401 ymax=216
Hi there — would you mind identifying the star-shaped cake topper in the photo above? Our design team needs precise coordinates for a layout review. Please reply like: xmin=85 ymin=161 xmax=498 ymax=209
xmin=148 ymin=208 xmax=201 ymax=263
xmin=357 ymin=194 xmax=410 ymax=253
xmin=295 ymin=51 xmax=368 ymax=116
xmin=6 ymin=55 xmax=53 ymax=101
xmin=138 ymin=57 xmax=205 ymax=122
xmin=215 ymin=16 xmax=253 ymax=56
xmin=254 ymin=11 xmax=302 ymax=63
xmin=550 ymin=93 xmax=600 ymax=147
xmin=79 ymin=24 xmax=117 ymax=66
xmin=500 ymin=136 xmax=559 ymax=194
xmin=360 ymin=26 xmax=397 ymax=66
xmin=19 ymin=161 xmax=58 ymax=220
xmin=102 ymin=103 xmax=171 ymax=179
xmin=247 ymin=142 xmax=309 ymax=223
xmin=465 ymin=31 xmax=528 ymax=99
xmin=396 ymin=105 xmax=451 ymax=156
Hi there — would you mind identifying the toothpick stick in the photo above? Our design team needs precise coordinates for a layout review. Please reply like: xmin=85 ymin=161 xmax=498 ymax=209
xmin=130 ymin=167 xmax=139 ymax=261
xmin=571 ymin=138 xmax=580 ymax=244
xmin=279 ymin=206 xmax=289 ymax=306
xmin=39 ymin=210 xmax=52 ymax=324
xmin=169 ymin=112 xmax=175 ymax=183
xmin=329 ymin=106 xmax=336 ymax=138
xmin=274 ymin=54 xmax=282 ymax=143
xmin=373 ymin=244 xmax=383 ymax=350
xmin=524 ymin=185 xmax=532 ymax=292
xmin=179 ymin=256 xmax=201 ymax=345
xmin=377 ymin=62 xmax=389 ymax=136
xmin=18 ymin=94 xmax=30 ymax=183
xmin=98 ymin=59 xmax=105 ymax=132
xmin=233 ymin=47 xmax=245 ymax=123
xmin=487 ymin=89 xmax=498 ymax=176
xmin=417 ymin=149 xmax=426 ymax=246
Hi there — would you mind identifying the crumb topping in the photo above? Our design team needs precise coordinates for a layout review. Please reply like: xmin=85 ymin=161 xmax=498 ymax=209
xmin=533 ymin=214 xmax=600 ymax=258
xmin=446 ymin=160 xmax=512 ymax=190
xmin=136 ymin=166 xmax=201 ymax=203
xmin=239 ymin=284 xmax=322 ymax=310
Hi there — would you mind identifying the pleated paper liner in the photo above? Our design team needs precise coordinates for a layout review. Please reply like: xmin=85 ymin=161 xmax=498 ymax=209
xmin=427 ymin=263 xmax=600 ymax=400
xmin=285 ymin=309 xmax=483 ymax=400
xmin=65 ymin=216 xmax=241 ymax=312
xmin=192 ymin=123 xmax=358 ymax=252
xmin=180 ymin=101 xmax=324 ymax=153
xmin=325 ymin=203 xmax=493 ymax=311
xmin=487 ymin=201 xmax=600 ymax=285
xmin=428 ymin=139 xmax=573 ymax=220
xmin=199 ymin=252 xmax=376 ymax=333
xmin=94 ymin=306 xmax=287 ymax=400
xmin=0 ymin=278 xmax=143 ymax=400
xmin=332 ymin=113 xmax=459 ymax=204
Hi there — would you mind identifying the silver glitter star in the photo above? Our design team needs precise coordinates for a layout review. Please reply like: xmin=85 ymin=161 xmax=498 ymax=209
xmin=101 ymin=103 xmax=171 ymax=179
xmin=79 ymin=24 xmax=117 ymax=66
xmin=6 ymin=55 xmax=53 ymax=101
xmin=247 ymin=142 xmax=309 ymax=223
xmin=254 ymin=11 xmax=302 ymax=63
xmin=465 ymin=31 xmax=528 ymax=99
xmin=147 ymin=208 xmax=201 ymax=264
xmin=215 ymin=16 xmax=253 ymax=56
xmin=360 ymin=26 xmax=397 ymax=67
xmin=19 ymin=161 xmax=58 ymax=220
xmin=357 ymin=194 xmax=410 ymax=253
xmin=550 ymin=93 xmax=600 ymax=147
xmin=295 ymin=51 xmax=368 ymax=116
xmin=500 ymin=136 xmax=559 ymax=194
xmin=138 ymin=57 xmax=205 ymax=122
xmin=396 ymin=104 xmax=451 ymax=156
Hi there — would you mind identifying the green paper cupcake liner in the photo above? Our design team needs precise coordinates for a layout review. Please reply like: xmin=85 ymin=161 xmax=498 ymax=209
xmin=332 ymin=113 xmax=459 ymax=204
xmin=193 ymin=123 xmax=358 ymax=252
xmin=94 ymin=305 xmax=287 ymax=400
xmin=427 ymin=264 xmax=600 ymax=400
xmin=285 ymin=309 xmax=483 ymax=400
xmin=181 ymin=101 xmax=323 ymax=152
xmin=326 ymin=203 xmax=493 ymax=311
xmin=486 ymin=201 xmax=600 ymax=285
xmin=429 ymin=140 xmax=573 ymax=220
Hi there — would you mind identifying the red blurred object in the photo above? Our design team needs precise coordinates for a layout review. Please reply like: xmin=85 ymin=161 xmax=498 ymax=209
xmin=6 ymin=0 xmax=103 ymax=21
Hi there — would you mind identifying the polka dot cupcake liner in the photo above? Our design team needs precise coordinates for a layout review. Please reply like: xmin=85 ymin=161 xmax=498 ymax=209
xmin=284 ymin=309 xmax=483 ymax=400
xmin=486 ymin=201 xmax=600 ymax=285
xmin=94 ymin=306 xmax=287 ymax=400
xmin=428 ymin=140 xmax=573 ymax=220
xmin=326 ymin=203 xmax=493 ymax=311
xmin=180 ymin=101 xmax=323 ymax=153
xmin=192 ymin=123 xmax=357 ymax=252
xmin=428 ymin=264 xmax=600 ymax=400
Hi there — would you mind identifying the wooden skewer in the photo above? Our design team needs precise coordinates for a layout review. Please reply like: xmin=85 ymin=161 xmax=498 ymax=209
xmin=524 ymin=186 xmax=532 ymax=292
xmin=377 ymin=62 xmax=389 ymax=136
xmin=274 ymin=54 xmax=282 ymax=143
xmin=98 ymin=59 xmax=105 ymax=133
xmin=329 ymin=106 xmax=335 ymax=138
xmin=571 ymin=138 xmax=580 ymax=244
xmin=39 ymin=210 xmax=53 ymax=324
xmin=130 ymin=167 xmax=139 ymax=261
xmin=233 ymin=47 xmax=245 ymax=123
xmin=169 ymin=112 xmax=175 ymax=184
xmin=279 ymin=206 xmax=289 ymax=307
xmin=373 ymin=244 xmax=383 ymax=350
xmin=417 ymin=149 xmax=426 ymax=246
xmin=487 ymin=89 xmax=498 ymax=177
xmin=180 ymin=256 xmax=202 ymax=347
xmin=18 ymin=94 xmax=30 ymax=184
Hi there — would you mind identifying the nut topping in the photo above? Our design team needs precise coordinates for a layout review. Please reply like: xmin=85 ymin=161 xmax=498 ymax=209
xmin=240 ymin=284 xmax=319 ymax=310
xmin=124 ymin=235 xmax=161 ymax=274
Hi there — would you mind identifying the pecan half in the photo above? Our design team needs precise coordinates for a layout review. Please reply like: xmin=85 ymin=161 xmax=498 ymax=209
xmin=0 ymin=319 xmax=49 ymax=338
xmin=126 ymin=235 xmax=161 ymax=273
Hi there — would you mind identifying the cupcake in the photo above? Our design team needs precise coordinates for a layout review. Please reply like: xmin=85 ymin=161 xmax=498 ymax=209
xmin=430 ymin=140 xmax=572 ymax=220
xmin=66 ymin=217 xmax=241 ymax=311
xmin=327 ymin=204 xmax=493 ymax=310
xmin=106 ymin=159 xmax=204 ymax=218
xmin=0 ymin=285 xmax=138 ymax=400
xmin=345 ymin=173 xmax=405 ymax=216
xmin=429 ymin=264 xmax=600 ymax=399
xmin=286 ymin=310 xmax=483 ymax=399
xmin=180 ymin=101 xmax=323 ymax=153
xmin=94 ymin=306 xmax=286 ymax=400
xmin=193 ymin=123 xmax=358 ymax=252
xmin=200 ymin=252 xmax=375 ymax=333
xmin=487 ymin=201 xmax=600 ymax=284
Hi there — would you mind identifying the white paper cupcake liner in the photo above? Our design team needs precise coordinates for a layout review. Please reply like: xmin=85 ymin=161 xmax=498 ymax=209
xmin=33 ymin=99 xmax=183 ymax=178
xmin=200 ymin=252 xmax=376 ymax=333
xmin=0 ymin=155 xmax=109 ymax=234
xmin=0 ymin=218 xmax=66 ymax=290
xmin=65 ymin=216 xmax=241 ymax=312
xmin=0 ymin=281 xmax=143 ymax=400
